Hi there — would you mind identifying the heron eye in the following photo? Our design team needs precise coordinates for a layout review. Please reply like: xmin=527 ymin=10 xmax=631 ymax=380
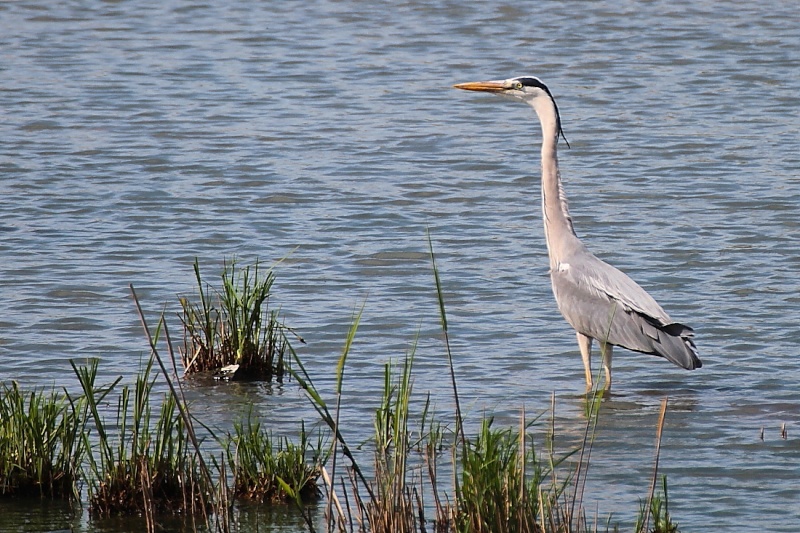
xmin=513 ymin=81 xmax=524 ymax=90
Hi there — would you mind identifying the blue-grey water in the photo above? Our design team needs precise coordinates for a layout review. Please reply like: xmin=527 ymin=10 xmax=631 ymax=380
xmin=1 ymin=0 xmax=799 ymax=531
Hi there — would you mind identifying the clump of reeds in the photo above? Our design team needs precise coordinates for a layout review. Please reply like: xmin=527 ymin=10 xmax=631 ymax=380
xmin=180 ymin=258 xmax=294 ymax=380
xmin=133 ymin=282 xmax=320 ymax=530
xmin=362 ymin=354 xmax=426 ymax=533
xmin=72 ymin=357 xmax=212 ymax=519
xmin=457 ymin=417 xmax=540 ymax=532
xmin=225 ymin=411 xmax=322 ymax=504
xmin=636 ymin=475 xmax=679 ymax=533
xmin=0 ymin=381 xmax=84 ymax=499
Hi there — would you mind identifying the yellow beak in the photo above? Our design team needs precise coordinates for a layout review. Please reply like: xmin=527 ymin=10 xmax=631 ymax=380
xmin=453 ymin=81 xmax=507 ymax=93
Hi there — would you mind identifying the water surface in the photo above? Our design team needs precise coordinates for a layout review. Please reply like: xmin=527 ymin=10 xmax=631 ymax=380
xmin=1 ymin=0 xmax=799 ymax=530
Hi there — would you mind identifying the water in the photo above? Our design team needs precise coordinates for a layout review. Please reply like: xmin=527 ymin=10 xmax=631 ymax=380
xmin=1 ymin=0 xmax=799 ymax=530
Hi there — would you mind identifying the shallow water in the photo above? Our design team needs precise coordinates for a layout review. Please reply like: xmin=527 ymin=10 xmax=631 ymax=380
xmin=1 ymin=0 xmax=799 ymax=530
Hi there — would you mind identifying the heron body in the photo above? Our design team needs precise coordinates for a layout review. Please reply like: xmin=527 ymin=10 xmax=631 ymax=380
xmin=454 ymin=76 xmax=701 ymax=390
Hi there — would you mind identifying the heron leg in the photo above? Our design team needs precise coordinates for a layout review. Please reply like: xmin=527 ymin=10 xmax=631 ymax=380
xmin=600 ymin=342 xmax=613 ymax=391
xmin=576 ymin=332 xmax=593 ymax=390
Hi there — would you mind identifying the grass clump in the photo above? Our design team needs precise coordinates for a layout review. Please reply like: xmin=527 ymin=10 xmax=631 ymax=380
xmin=226 ymin=411 xmax=322 ymax=504
xmin=636 ymin=476 xmax=679 ymax=533
xmin=363 ymin=354 xmax=424 ymax=533
xmin=0 ymin=263 xmax=317 ymax=530
xmin=457 ymin=417 xmax=542 ymax=533
xmin=73 ymin=357 xmax=212 ymax=519
xmin=180 ymin=258 xmax=292 ymax=380
xmin=0 ymin=382 xmax=83 ymax=499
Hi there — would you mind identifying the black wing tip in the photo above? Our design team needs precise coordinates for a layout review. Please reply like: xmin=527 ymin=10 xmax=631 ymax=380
xmin=663 ymin=322 xmax=695 ymax=337
xmin=678 ymin=335 xmax=702 ymax=370
xmin=660 ymin=321 xmax=701 ymax=369
xmin=687 ymin=340 xmax=702 ymax=370
xmin=647 ymin=322 xmax=702 ymax=370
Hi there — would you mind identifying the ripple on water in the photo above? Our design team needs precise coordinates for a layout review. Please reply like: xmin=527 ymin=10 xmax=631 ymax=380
xmin=1 ymin=0 xmax=800 ymax=530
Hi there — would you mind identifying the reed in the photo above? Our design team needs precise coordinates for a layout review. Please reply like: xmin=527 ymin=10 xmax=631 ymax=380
xmin=180 ymin=258 xmax=292 ymax=380
xmin=226 ymin=411 xmax=322 ymax=504
xmin=72 ymin=357 xmax=212 ymax=519
xmin=636 ymin=475 xmax=679 ymax=533
xmin=634 ymin=399 xmax=680 ymax=533
xmin=0 ymin=381 xmax=83 ymax=499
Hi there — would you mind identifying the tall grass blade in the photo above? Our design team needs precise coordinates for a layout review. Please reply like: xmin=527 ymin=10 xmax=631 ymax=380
xmin=641 ymin=397 xmax=669 ymax=532
xmin=336 ymin=302 xmax=365 ymax=395
xmin=328 ymin=301 xmax=365 ymax=532
xmin=130 ymin=284 xmax=214 ymax=495
xmin=285 ymin=319 xmax=376 ymax=503
xmin=426 ymin=230 xmax=465 ymax=454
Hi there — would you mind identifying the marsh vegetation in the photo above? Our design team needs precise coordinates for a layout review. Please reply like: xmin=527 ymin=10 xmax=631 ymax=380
xmin=0 ymin=255 xmax=680 ymax=532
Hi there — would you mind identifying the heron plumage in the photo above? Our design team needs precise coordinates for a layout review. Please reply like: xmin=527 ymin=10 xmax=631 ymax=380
xmin=455 ymin=75 xmax=702 ymax=390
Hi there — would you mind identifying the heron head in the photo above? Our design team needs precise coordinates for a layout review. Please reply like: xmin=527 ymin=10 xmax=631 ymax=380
xmin=453 ymin=76 xmax=552 ymax=102
xmin=454 ymin=76 xmax=569 ymax=147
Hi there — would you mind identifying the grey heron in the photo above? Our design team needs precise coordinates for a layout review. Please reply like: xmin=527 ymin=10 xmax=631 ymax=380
xmin=454 ymin=76 xmax=701 ymax=391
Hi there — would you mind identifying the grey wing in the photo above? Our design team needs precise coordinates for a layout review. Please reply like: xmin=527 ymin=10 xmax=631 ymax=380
xmin=551 ymin=255 xmax=701 ymax=370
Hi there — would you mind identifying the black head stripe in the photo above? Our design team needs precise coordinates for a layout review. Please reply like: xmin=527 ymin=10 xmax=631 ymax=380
xmin=516 ymin=77 xmax=548 ymax=91
xmin=514 ymin=76 xmax=570 ymax=148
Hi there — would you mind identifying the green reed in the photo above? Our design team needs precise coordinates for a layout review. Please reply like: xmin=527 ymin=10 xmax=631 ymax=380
xmin=72 ymin=357 xmax=211 ymax=518
xmin=362 ymin=353 xmax=422 ymax=533
xmin=636 ymin=475 xmax=679 ymax=533
xmin=180 ymin=258 xmax=291 ymax=380
xmin=225 ymin=410 xmax=322 ymax=504
xmin=0 ymin=381 xmax=84 ymax=499
xmin=458 ymin=418 xmax=536 ymax=532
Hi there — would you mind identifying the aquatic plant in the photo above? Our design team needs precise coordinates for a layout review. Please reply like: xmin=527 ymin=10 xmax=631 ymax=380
xmin=0 ymin=381 xmax=84 ymax=499
xmin=225 ymin=410 xmax=322 ymax=504
xmin=180 ymin=258 xmax=293 ymax=380
xmin=0 ymin=255 xmax=683 ymax=533
xmin=636 ymin=475 xmax=679 ymax=533
xmin=72 ymin=357 xmax=212 ymax=519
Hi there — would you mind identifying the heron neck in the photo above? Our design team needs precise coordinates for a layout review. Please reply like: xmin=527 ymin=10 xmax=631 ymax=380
xmin=532 ymin=98 xmax=579 ymax=267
